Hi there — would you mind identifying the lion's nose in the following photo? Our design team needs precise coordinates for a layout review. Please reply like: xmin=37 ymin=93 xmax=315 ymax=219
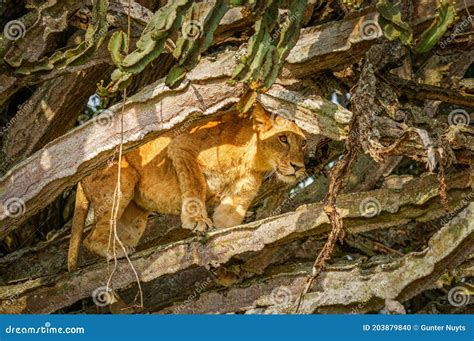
xmin=290 ymin=162 xmax=303 ymax=172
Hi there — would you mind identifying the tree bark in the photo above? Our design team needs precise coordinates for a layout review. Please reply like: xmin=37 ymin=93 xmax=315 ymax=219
xmin=0 ymin=171 xmax=470 ymax=313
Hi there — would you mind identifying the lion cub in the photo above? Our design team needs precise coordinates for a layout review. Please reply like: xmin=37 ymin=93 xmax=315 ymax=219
xmin=68 ymin=104 xmax=307 ymax=271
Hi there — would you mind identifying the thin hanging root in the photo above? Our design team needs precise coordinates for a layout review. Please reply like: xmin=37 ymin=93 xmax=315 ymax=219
xmin=295 ymin=122 xmax=359 ymax=313
xmin=105 ymin=0 xmax=144 ymax=310
xmin=436 ymin=147 xmax=450 ymax=212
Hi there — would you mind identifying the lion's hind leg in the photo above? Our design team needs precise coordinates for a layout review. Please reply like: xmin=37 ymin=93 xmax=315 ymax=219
xmin=114 ymin=201 xmax=149 ymax=253
xmin=83 ymin=159 xmax=139 ymax=259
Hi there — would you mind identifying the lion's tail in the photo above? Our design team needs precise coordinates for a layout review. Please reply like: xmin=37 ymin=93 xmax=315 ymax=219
xmin=67 ymin=182 xmax=90 ymax=272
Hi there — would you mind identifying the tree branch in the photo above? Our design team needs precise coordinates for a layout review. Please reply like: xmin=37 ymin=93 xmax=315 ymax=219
xmin=163 ymin=202 xmax=473 ymax=314
xmin=0 ymin=171 xmax=470 ymax=313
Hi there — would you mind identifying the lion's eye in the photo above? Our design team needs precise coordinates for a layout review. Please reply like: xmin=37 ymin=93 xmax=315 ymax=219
xmin=301 ymin=140 xmax=307 ymax=148
xmin=279 ymin=135 xmax=288 ymax=144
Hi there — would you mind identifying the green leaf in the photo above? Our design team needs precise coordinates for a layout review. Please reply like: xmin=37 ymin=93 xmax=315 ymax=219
xmin=165 ymin=65 xmax=187 ymax=88
xmin=231 ymin=0 xmax=280 ymax=83
xmin=414 ymin=1 xmax=456 ymax=54
xmin=14 ymin=0 xmax=109 ymax=74
xmin=166 ymin=0 xmax=228 ymax=88
xmin=108 ymin=31 xmax=128 ymax=67
xmin=263 ymin=0 xmax=307 ymax=89
xmin=106 ymin=0 xmax=193 ymax=92
xmin=376 ymin=0 xmax=413 ymax=45
xmin=120 ymin=0 xmax=192 ymax=74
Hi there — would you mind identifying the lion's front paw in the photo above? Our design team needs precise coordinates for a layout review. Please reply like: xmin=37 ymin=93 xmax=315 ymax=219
xmin=212 ymin=204 xmax=245 ymax=229
xmin=181 ymin=197 xmax=214 ymax=233
xmin=181 ymin=214 xmax=214 ymax=233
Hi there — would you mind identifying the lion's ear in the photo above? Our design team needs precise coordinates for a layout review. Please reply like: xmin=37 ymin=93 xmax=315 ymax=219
xmin=252 ymin=103 xmax=272 ymax=132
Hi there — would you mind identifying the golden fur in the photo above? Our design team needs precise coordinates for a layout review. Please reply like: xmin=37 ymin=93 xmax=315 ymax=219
xmin=67 ymin=104 xmax=307 ymax=271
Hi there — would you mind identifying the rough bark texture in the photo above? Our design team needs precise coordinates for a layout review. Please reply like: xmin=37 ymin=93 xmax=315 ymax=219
xmin=0 ymin=171 xmax=471 ymax=313
xmin=0 ymin=0 xmax=473 ymax=316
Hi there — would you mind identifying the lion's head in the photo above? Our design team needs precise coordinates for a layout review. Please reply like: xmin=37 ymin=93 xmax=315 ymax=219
xmin=252 ymin=104 xmax=307 ymax=183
